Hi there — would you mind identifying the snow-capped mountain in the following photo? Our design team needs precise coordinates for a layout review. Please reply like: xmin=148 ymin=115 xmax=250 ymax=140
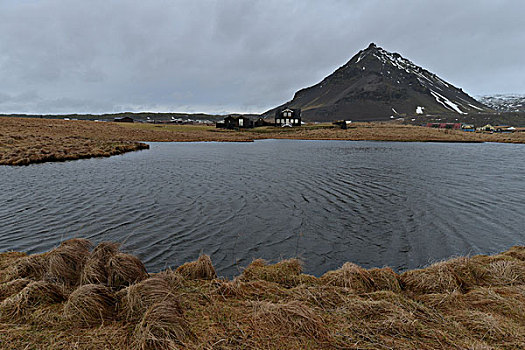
xmin=266 ymin=43 xmax=491 ymax=121
xmin=477 ymin=94 xmax=525 ymax=112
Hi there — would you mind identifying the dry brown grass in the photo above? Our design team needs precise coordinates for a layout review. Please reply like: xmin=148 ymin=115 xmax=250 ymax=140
xmin=2 ymin=117 xmax=525 ymax=166
xmin=0 ymin=280 xmax=66 ymax=321
xmin=320 ymin=262 xmax=375 ymax=293
xmin=0 ymin=117 xmax=149 ymax=166
xmin=0 ymin=253 xmax=49 ymax=283
xmin=118 ymin=277 xmax=179 ymax=322
xmin=400 ymin=256 xmax=488 ymax=294
xmin=1 ymin=240 xmax=525 ymax=349
xmin=249 ymin=300 xmax=328 ymax=342
xmin=64 ymin=284 xmax=117 ymax=327
xmin=107 ymin=253 xmax=149 ymax=290
xmin=239 ymin=258 xmax=316 ymax=288
xmin=48 ymin=241 xmax=92 ymax=286
xmin=176 ymin=254 xmax=216 ymax=280
xmin=133 ymin=300 xmax=192 ymax=349
xmin=81 ymin=242 xmax=120 ymax=285
xmin=0 ymin=278 xmax=31 ymax=301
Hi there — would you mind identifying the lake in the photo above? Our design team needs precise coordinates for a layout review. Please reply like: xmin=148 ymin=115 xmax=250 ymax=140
xmin=1 ymin=140 xmax=524 ymax=277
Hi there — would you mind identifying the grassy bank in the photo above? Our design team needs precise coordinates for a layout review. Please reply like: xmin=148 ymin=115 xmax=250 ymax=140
xmin=1 ymin=240 xmax=524 ymax=349
xmin=2 ymin=116 xmax=525 ymax=166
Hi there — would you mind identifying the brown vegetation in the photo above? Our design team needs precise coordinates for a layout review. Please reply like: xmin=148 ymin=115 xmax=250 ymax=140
xmin=1 ymin=239 xmax=525 ymax=349
xmin=2 ymin=116 xmax=525 ymax=166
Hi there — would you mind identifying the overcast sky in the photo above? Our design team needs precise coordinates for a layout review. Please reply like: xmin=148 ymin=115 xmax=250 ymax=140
xmin=0 ymin=0 xmax=524 ymax=115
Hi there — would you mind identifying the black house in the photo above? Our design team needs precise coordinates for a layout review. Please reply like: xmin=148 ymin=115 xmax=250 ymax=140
xmin=217 ymin=115 xmax=254 ymax=129
xmin=114 ymin=116 xmax=134 ymax=123
xmin=275 ymin=107 xmax=301 ymax=126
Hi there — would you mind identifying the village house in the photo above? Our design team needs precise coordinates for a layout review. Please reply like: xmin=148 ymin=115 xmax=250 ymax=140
xmin=114 ymin=116 xmax=134 ymax=123
xmin=275 ymin=107 xmax=301 ymax=127
xmin=461 ymin=124 xmax=475 ymax=132
xmin=494 ymin=125 xmax=516 ymax=133
xmin=216 ymin=115 xmax=254 ymax=129
xmin=477 ymin=124 xmax=495 ymax=132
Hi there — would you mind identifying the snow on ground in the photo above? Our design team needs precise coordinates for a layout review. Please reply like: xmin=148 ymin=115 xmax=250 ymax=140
xmin=416 ymin=106 xmax=424 ymax=114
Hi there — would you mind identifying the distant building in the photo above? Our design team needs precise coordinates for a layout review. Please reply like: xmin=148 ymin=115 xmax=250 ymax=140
xmin=495 ymin=125 xmax=516 ymax=133
xmin=275 ymin=107 xmax=301 ymax=127
xmin=216 ymin=115 xmax=253 ymax=129
xmin=461 ymin=124 xmax=475 ymax=132
xmin=114 ymin=116 xmax=134 ymax=123
xmin=477 ymin=124 xmax=495 ymax=132
xmin=425 ymin=123 xmax=460 ymax=129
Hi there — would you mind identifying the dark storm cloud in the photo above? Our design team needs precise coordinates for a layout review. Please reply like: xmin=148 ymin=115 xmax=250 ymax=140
xmin=0 ymin=0 xmax=523 ymax=114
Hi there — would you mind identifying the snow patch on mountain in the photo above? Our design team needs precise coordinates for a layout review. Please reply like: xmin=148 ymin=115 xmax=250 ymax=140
xmin=430 ymin=90 xmax=467 ymax=115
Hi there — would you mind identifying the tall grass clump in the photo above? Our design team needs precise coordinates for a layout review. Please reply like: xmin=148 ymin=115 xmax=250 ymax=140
xmin=64 ymin=284 xmax=117 ymax=327
xmin=134 ymin=300 xmax=193 ymax=349
xmin=0 ymin=281 xmax=66 ymax=321
xmin=81 ymin=242 xmax=120 ymax=285
xmin=176 ymin=254 xmax=216 ymax=280
xmin=107 ymin=253 xmax=148 ymax=289
xmin=118 ymin=277 xmax=179 ymax=322
xmin=47 ymin=239 xmax=92 ymax=286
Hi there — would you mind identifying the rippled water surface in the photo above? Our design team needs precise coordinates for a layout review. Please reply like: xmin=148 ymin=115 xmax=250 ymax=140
xmin=1 ymin=140 xmax=524 ymax=277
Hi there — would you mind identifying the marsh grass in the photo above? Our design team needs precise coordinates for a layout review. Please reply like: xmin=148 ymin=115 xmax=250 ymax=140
xmin=1 ymin=240 xmax=524 ymax=349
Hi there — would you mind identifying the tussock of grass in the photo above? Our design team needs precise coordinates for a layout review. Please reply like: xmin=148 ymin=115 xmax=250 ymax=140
xmin=64 ymin=284 xmax=117 ymax=327
xmin=0 ymin=281 xmax=65 ymax=321
xmin=1 ymin=239 xmax=525 ymax=349
xmin=48 ymin=242 xmax=91 ymax=286
xmin=400 ymin=256 xmax=487 ymax=294
xmin=176 ymin=254 xmax=216 ymax=280
xmin=239 ymin=258 xmax=316 ymax=288
xmin=320 ymin=262 xmax=375 ymax=292
xmin=107 ymin=253 xmax=148 ymax=289
xmin=118 ymin=277 xmax=179 ymax=322
xmin=81 ymin=242 xmax=120 ymax=285
xmin=154 ymin=269 xmax=185 ymax=290
xmin=0 ymin=278 xmax=31 ymax=302
xmin=1 ymin=253 xmax=49 ymax=283
xmin=134 ymin=300 xmax=192 ymax=349
xmin=0 ymin=251 xmax=26 ymax=271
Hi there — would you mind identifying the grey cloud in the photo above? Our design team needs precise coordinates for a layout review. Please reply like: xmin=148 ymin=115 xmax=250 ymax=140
xmin=0 ymin=0 xmax=523 ymax=114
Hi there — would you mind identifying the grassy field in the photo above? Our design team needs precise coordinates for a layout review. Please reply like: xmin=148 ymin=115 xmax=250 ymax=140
xmin=0 ymin=239 xmax=524 ymax=349
xmin=1 ymin=116 xmax=525 ymax=166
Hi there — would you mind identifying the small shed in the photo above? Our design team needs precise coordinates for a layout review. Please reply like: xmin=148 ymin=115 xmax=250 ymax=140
xmin=275 ymin=107 xmax=301 ymax=127
xmin=114 ymin=116 xmax=134 ymax=123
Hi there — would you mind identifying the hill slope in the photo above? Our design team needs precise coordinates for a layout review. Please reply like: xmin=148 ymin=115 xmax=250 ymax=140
xmin=267 ymin=43 xmax=491 ymax=122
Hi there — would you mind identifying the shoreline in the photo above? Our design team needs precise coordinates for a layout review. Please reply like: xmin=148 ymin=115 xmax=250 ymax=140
xmin=1 ymin=116 xmax=524 ymax=166
xmin=1 ymin=240 xmax=524 ymax=349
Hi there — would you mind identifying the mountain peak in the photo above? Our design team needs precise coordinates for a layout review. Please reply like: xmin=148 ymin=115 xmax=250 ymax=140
xmin=268 ymin=45 xmax=491 ymax=121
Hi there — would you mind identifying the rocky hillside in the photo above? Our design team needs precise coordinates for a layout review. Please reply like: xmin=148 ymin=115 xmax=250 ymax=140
xmin=267 ymin=43 xmax=492 ymax=122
